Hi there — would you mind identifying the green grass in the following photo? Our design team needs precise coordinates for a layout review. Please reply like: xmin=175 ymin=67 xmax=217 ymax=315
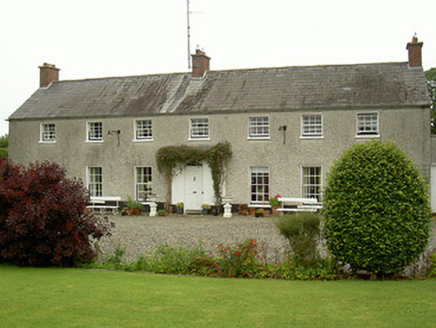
xmin=1 ymin=265 xmax=435 ymax=327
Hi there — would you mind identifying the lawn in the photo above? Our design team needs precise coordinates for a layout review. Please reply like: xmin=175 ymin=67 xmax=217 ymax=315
xmin=1 ymin=265 xmax=435 ymax=328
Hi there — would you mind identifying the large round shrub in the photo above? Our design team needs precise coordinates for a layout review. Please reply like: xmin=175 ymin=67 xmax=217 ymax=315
xmin=0 ymin=159 xmax=112 ymax=267
xmin=323 ymin=140 xmax=431 ymax=276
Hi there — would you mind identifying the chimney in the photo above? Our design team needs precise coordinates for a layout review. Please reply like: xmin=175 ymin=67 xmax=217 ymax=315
xmin=39 ymin=63 xmax=60 ymax=87
xmin=191 ymin=49 xmax=211 ymax=77
xmin=406 ymin=35 xmax=423 ymax=67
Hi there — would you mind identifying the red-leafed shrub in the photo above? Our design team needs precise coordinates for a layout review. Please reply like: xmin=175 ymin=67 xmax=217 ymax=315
xmin=0 ymin=159 xmax=112 ymax=267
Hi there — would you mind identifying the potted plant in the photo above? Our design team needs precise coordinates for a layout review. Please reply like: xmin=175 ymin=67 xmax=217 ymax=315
xmin=248 ymin=207 xmax=256 ymax=216
xmin=201 ymin=204 xmax=211 ymax=215
xmin=126 ymin=197 xmax=143 ymax=216
xmin=238 ymin=204 xmax=248 ymax=215
xmin=121 ymin=207 xmax=129 ymax=216
xmin=157 ymin=209 xmax=166 ymax=216
xmin=175 ymin=202 xmax=184 ymax=214
xmin=268 ymin=194 xmax=282 ymax=216
xmin=255 ymin=208 xmax=264 ymax=218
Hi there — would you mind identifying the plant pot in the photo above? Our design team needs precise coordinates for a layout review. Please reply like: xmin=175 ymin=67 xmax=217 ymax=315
xmin=201 ymin=209 xmax=209 ymax=215
xmin=272 ymin=206 xmax=280 ymax=216
xmin=176 ymin=207 xmax=183 ymax=214
xmin=128 ymin=208 xmax=142 ymax=216
xmin=262 ymin=211 xmax=270 ymax=218
xmin=255 ymin=211 xmax=263 ymax=218
xmin=248 ymin=208 xmax=255 ymax=216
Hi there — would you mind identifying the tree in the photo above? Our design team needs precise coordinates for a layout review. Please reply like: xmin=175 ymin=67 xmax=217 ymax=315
xmin=0 ymin=134 xmax=7 ymax=159
xmin=323 ymin=140 xmax=431 ymax=277
xmin=425 ymin=68 xmax=436 ymax=134
xmin=0 ymin=159 xmax=113 ymax=267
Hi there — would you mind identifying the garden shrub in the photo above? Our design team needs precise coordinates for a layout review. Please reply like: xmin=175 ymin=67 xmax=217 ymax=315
xmin=323 ymin=140 xmax=432 ymax=276
xmin=0 ymin=159 xmax=113 ymax=267
xmin=275 ymin=212 xmax=321 ymax=262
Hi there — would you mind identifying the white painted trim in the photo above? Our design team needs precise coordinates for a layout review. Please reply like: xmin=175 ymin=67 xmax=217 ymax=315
xmin=301 ymin=165 xmax=323 ymax=200
xmin=248 ymin=115 xmax=270 ymax=139
xmin=356 ymin=112 xmax=380 ymax=138
xmin=134 ymin=165 xmax=153 ymax=202
xmin=39 ymin=122 xmax=56 ymax=143
xmin=86 ymin=121 xmax=104 ymax=142
xmin=189 ymin=116 xmax=210 ymax=140
xmin=300 ymin=113 xmax=323 ymax=138
xmin=133 ymin=118 xmax=153 ymax=142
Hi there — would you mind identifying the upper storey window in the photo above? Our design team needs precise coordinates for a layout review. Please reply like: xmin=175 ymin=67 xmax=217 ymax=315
xmin=301 ymin=114 xmax=323 ymax=138
xmin=249 ymin=116 xmax=269 ymax=139
xmin=135 ymin=119 xmax=153 ymax=141
xmin=190 ymin=118 xmax=210 ymax=140
xmin=40 ymin=123 xmax=56 ymax=142
xmin=357 ymin=113 xmax=379 ymax=137
xmin=87 ymin=122 xmax=103 ymax=141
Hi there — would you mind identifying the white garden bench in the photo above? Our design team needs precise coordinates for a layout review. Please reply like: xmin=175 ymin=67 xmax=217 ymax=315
xmin=277 ymin=197 xmax=322 ymax=214
xmin=87 ymin=196 xmax=121 ymax=214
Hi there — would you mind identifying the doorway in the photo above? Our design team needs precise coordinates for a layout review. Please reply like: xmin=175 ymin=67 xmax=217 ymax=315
xmin=172 ymin=164 xmax=214 ymax=212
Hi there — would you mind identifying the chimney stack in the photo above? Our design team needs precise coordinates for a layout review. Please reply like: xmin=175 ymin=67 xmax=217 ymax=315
xmin=39 ymin=63 xmax=60 ymax=87
xmin=191 ymin=49 xmax=211 ymax=77
xmin=406 ymin=35 xmax=423 ymax=67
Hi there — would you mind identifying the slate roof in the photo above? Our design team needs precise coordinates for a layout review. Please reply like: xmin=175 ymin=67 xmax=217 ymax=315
xmin=9 ymin=62 xmax=430 ymax=120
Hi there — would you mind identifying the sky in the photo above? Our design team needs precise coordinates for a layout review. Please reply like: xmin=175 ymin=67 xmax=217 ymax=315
xmin=1 ymin=0 xmax=435 ymax=137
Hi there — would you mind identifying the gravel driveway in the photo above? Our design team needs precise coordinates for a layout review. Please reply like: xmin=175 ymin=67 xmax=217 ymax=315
xmin=99 ymin=214 xmax=436 ymax=264
xmin=99 ymin=215 xmax=289 ymax=262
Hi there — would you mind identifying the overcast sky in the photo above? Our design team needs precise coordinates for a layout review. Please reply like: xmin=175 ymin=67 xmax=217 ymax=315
xmin=1 ymin=0 xmax=435 ymax=136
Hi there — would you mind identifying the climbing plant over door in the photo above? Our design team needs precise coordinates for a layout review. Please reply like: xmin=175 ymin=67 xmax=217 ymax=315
xmin=156 ymin=142 xmax=232 ymax=212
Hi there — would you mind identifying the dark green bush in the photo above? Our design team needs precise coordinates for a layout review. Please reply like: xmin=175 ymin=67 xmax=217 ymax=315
xmin=323 ymin=140 xmax=431 ymax=276
xmin=275 ymin=212 xmax=321 ymax=262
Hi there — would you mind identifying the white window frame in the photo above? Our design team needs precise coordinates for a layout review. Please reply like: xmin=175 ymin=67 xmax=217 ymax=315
xmin=248 ymin=116 xmax=270 ymax=139
xmin=356 ymin=112 xmax=380 ymax=137
xmin=40 ymin=123 xmax=56 ymax=143
xmin=87 ymin=122 xmax=103 ymax=142
xmin=189 ymin=117 xmax=210 ymax=140
xmin=87 ymin=166 xmax=102 ymax=197
xmin=135 ymin=166 xmax=153 ymax=201
xmin=302 ymin=166 xmax=322 ymax=201
xmin=250 ymin=166 xmax=270 ymax=204
xmin=301 ymin=114 xmax=323 ymax=138
xmin=134 ymin=119 xmax=153 ymax=141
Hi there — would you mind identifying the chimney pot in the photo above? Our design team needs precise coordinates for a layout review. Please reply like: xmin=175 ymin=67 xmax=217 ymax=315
xmin=39 ymin=63 xmax=60 ymax=88
xmin=191 ymin=48 xmax=211 ymax=77
xmin=406 ymin=35 xmax=423 ymax=67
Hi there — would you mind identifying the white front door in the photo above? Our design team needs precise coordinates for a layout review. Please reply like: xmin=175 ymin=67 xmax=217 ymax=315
xmin=184 ymin=165 xmax=204 ymax=210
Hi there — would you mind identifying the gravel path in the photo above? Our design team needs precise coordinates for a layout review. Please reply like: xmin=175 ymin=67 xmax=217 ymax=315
xmin=99 ymin=214 xmax=436 ymax=264
xmin=99 ymin=215 xmax=289 ymax=262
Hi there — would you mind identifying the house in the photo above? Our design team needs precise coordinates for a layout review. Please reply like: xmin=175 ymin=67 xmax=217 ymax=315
xmin=8 ymin=37 xmax=434 ymax=213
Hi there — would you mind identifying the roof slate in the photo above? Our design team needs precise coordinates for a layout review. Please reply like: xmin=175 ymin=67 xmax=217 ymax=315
xmin=9 ymin=62 xmax=430 ymax=120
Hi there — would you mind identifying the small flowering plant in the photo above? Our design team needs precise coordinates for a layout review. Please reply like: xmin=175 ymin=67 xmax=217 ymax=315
xmin=268 ymin=194 xmax=282 ymax=207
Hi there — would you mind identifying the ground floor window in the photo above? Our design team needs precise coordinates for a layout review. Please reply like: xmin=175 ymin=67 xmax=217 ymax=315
xmin=87 ymin=167 xmax=102 ymax=197
xmin=302 ymin=166 xmax=322 ymax=201
xmin=135 ymin=167 xmax=153 ymax=201
xmin=250 ymin=166 xmax=269 ymax=203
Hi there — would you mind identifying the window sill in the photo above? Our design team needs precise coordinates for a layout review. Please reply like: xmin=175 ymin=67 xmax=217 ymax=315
xmin=39 ymin=140 xmax=56 ymax=144
xmin=300 ymin=136 xmax=324 ymax=139
xmin=86 ymin=140 xmax=104 ymax=143
xmin=133 ymin=138 xmax=154 ymax=143
xmin=188 ymin=137 xmax=210 ymax=141
xmin=355 ymin=134 xmax=380 ymax=139
xmin=247 ymin=137 xmax=271 ymax=141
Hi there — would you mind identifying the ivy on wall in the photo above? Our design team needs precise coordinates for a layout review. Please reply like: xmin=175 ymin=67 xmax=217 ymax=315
xmin=156 ymin=142 xmax=232 ymax=211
